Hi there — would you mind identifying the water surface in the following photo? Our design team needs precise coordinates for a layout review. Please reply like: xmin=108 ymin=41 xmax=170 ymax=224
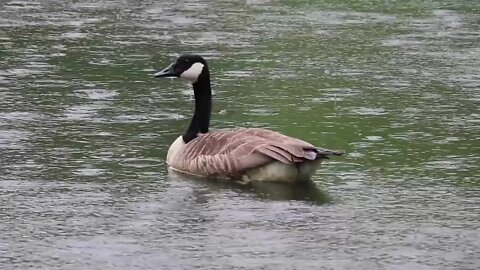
xmin=1 ymin=0 xmax=479 ymax=269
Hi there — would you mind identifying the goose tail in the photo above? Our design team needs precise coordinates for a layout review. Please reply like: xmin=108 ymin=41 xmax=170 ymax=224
xmin=315 ymin=147 xmax=344 ymax=159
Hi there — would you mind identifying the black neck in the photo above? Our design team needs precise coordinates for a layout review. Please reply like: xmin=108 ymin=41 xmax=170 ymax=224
xmin=182 ymin=69 xmax=212 ymax=143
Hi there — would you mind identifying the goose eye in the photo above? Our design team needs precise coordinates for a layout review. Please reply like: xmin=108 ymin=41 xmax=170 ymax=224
xmin=173 ymin=65 xmax=181 ymax=73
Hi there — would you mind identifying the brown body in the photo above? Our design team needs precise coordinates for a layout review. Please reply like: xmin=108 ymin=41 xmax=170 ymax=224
xmin=167 ymin=128 xmax=340 ymax=182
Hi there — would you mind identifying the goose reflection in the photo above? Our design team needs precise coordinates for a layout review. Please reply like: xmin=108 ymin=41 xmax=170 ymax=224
xmin=167 ymin=169 xmax=331 ymax=205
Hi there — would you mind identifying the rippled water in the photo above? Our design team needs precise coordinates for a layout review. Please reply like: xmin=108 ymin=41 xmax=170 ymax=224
xmin=1 ymin=0 xmax=479 ymax=269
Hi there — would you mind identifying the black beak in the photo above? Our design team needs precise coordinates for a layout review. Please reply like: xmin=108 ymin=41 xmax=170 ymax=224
xmin=153 ymin=63 xmax=176 ymax=78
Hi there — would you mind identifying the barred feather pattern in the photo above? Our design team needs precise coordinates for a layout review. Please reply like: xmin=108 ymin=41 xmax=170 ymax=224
xmin=166 ymin=128 xmax=338 ymax=179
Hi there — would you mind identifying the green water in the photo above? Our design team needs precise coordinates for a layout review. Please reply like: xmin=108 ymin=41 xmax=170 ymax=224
xmin=1 ymin=0 xmax=479 ymax=269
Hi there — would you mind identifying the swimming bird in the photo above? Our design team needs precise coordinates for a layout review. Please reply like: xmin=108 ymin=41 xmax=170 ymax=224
xmin=154 ymin=54 xmax=342 ymax=182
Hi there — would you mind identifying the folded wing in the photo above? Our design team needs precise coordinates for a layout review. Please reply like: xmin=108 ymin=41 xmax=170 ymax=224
xmin=169 ymin=128 xmax=329 ymax=178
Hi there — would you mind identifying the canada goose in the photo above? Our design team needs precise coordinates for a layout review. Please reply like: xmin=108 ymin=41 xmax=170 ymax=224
xmin=154 ymin=54 xmax=342 ymax=182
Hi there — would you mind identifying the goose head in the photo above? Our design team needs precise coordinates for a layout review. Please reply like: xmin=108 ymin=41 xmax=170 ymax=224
xmin=154 ymin=54 xmax=208 ymax=83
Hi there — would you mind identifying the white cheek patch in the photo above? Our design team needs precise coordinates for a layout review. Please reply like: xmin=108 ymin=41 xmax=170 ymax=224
xmin=180 ymin=62 xmax=204 ymax=82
